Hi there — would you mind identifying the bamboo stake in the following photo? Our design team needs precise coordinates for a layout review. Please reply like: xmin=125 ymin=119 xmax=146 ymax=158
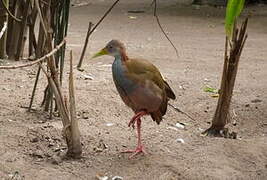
xmin=67 ymin=50 xmax=82 ymax=157
xmin=15 ymin=1 xmax=30 ymax=61
xmin=28 ymin=7 xmax=38 ymax=56
xmin=7 ymin=0 xmax=23 ymax=59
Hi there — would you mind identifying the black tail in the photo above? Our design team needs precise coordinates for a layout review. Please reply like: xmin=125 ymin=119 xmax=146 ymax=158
xmin=164 ymin=81 xmax=176 ymax=100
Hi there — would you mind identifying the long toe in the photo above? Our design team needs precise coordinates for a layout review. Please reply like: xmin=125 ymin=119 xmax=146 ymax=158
xmin=121 ymin=145 xmax=147 ymax=159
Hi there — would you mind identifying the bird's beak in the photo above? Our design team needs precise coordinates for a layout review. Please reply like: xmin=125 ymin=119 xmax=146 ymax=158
xmin=92 ymin=48 xmax=108 ymax=59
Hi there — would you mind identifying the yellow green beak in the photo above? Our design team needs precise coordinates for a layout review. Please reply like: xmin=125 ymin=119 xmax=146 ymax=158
xmin=92 ymin=48 xmax=108 ymax=58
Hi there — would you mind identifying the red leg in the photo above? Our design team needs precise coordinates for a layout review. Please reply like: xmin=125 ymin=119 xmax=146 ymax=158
xmin=128 ymin=110 xmax=147 ymax=128
xmin=122 ymin=117 xmax=147 ymax=158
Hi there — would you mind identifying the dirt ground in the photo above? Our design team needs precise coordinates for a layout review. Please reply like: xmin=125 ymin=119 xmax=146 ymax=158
xmin=0 ymin=0 xmax=267 ymax=179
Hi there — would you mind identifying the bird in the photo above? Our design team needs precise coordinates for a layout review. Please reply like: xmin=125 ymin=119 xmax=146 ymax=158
xmin=92 ymin=40 xmax=176 ymax=158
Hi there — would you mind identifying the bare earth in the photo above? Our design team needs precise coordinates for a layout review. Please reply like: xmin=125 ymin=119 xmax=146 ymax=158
xmin=0 ymin=1 xmax=267 ymax=179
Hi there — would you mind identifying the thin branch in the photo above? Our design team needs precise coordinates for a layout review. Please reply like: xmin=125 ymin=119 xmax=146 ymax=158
xmin=75 ymin=0 xmax=120 ymax=70
xmin=0 ymin=38 xmax=66 ymax=69
xmin=28 ymin=66 xmax=41 ymax=111
xmin=168 ymin=103 xmax=195 ymax=121
xmin=89 ymin=0 xmax=120 ymax=35
xmin=0 ymin=21 xmax=7 ymax=39
xmin=77 ymin=21 xmax=93 ymax=70
xmin=0 ymin=0 xmax=21 ymax=22
xmin=153 ymin=0 xmax=179 ymax=58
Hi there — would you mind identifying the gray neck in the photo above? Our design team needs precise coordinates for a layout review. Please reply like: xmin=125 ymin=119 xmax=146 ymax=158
xmin=112 ymin=54 xmax=136 ymax=94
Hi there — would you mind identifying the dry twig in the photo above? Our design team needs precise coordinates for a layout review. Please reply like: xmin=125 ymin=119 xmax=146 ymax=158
xmin=0 ymin=38 xmax=66 ymax=69
xmin=89 ymin=0 xmax=120 ymax=35
xmin=153 ymin=0 xmax=179 ymax=58
xmin=76 ymin=0 xmax=120 ymax=70
xmin=77 ymin=22 xmax=93 ymax=70
xmin=0 ymin=0 xmax=21 ymax=22
xmin=168 ymin=103 xmax=196 ymax=121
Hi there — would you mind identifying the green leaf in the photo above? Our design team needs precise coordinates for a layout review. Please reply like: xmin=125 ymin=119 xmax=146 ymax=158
xmin=225 ymin=0 xmax=245 ymax=38
xmin=203 ymin=86 xmax=218 ymax=93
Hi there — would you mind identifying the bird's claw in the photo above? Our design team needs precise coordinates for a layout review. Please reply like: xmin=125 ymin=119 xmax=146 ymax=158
xmin=128 ymin=119 xmax=136 ymax=129
xmin=121 ymin=145 xmax=147 ymax=159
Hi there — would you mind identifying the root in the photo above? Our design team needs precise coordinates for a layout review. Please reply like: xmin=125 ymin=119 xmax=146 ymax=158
xmin=202 ymin=127 xmax=237 ymax=139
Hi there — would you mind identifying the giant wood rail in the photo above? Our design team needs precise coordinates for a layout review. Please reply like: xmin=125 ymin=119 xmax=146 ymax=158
xmin=93 ymin=40 xmax=176 ymax=158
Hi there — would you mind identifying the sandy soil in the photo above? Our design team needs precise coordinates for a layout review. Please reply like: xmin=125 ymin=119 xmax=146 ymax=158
xmin=0 ymin=0 xmax=267 ymax=179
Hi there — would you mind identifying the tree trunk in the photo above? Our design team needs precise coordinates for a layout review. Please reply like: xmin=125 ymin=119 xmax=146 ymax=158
xmin=203 ymin=19 xmax=248 ymax=138
xmin=0 ymin=0 xmax=8 ymax=59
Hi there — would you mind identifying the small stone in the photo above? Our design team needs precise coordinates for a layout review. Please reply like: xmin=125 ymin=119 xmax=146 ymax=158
xmin=176 ymin=138 xmax=185 ymax=143
xmin=232 ymin=120 xmax=237 ymax=126
xmin=251 ymin=99 xmax=262 ymax=103
xmin=83 ymin=74 xmax=94 ymax=80
xmin=112 ymin=176 xmax=123 ymax=180
xmin=175 ymin=123 xmax=185 ymax=129
xmin=30 ymin=137 xmax=39 ymax=143
xmin=204 ymin=78 xmax=209 ymax=82
xmin=96 ymin=174 xmax=108 ymax=180
xmin=167 ymin=126 xmax=178 ymax=131
xmin=106 ymin=123 xmax=114 ymax=127
xmin=94 ymin=147 xmax=103 ymax=153
xmin=82 ymin=112 xmax=89 ymax=119
xmin=2 ymin=87 xmax=10 ymax=91
xmin=100 ymin=64 xmax=112 ymax=67
xmin=128 ymin=16 xmax=137 ymax=19
xmin=77 ymin=67 xmax=85 ymax=72
xmin=31 ymin=150 xmax=44 ymax=158
xmin=50 ymin=155 xmax=62 ymax=165
xmin=179 ymin=85 xmax=185 ymax=90
xmin=48 ymin=143 xmax=54 ymax=147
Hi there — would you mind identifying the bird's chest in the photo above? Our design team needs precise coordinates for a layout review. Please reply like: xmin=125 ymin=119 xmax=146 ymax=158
xmin=112 ymin=58 xmax=137 ymax=94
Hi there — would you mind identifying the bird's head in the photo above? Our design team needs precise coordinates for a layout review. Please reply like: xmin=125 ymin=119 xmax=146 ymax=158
xmin=92 ymin=40 xmax=126 ymax=58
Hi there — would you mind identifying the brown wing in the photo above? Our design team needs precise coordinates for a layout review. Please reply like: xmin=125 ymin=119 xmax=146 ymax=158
xmin=125 ymin=58 xmax=176 ymax=124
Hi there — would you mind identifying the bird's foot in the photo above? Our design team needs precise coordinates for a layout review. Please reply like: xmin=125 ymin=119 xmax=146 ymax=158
xmin=121 ymin=145 xmax=147 ymax=158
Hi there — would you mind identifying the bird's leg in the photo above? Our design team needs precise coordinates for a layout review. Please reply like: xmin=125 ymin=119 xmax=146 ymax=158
xmin=122 ymin=117 xmax=147 ymax=158
xmin=128 ymin=110 xmax=147 ymax=128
